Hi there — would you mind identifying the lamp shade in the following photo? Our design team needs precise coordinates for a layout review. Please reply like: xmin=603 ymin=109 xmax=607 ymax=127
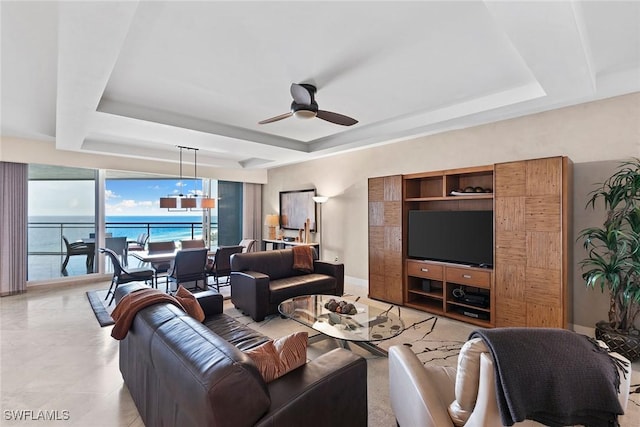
xmin=160 ymin=197 xmax=177 ymax=209
xmin=200 ymin=197 xmax=216 ymax=209
xmin=265 ymin=214 xmax=279 ymax=227
xmin=180 ymin=197 xmax=197 ymax=209
xmin=313 ymin=196 xmax=329 ymax=204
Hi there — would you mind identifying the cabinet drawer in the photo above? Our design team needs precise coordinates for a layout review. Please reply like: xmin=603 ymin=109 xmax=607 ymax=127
xmin=407 ymin=261 xmax=443 ymax=280
xmin=445 ymin=267 xmax=491 ymax=289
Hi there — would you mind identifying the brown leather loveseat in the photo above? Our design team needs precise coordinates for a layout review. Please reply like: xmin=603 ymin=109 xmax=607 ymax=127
xmin=230 ymin=248 xmax=344 ymax=321
xmin=114 ymin=283 xmax=367 ymax=427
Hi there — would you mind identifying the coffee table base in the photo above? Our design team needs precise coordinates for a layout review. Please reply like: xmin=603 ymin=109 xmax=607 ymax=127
xmin=309 ymin=333 xmax=389 ymax=357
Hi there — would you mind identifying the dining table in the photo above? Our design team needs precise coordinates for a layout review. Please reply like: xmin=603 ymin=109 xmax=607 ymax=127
xmin=131 ymin=248 xmax=216 ymax=264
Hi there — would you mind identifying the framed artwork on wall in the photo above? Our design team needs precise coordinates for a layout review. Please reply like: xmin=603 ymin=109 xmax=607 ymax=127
xmin=279 ymin=189 xmax=317 ymax=232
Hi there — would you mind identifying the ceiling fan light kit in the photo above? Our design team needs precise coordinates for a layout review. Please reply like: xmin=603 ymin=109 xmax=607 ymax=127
xmin=293 ymin=109 xmax=317 ymax=120
xmin=259 ymin=83 xmax=358 ymax=126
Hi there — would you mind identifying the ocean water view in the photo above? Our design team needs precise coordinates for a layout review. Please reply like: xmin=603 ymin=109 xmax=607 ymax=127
xmin=28 ymin=215 xmax=215 ymax=253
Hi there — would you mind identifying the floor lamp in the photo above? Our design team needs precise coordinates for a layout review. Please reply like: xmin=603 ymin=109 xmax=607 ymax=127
xmin=313 ymin=196 xmax=329 ymax=259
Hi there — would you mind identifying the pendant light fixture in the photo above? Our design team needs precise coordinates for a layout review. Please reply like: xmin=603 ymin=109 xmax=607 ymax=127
xmin=160 ymin=146 xmax=216 ymax=211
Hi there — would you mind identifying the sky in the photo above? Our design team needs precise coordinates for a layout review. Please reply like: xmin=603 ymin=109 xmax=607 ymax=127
xmin=29 ymin=179 xmax=218 ymax=217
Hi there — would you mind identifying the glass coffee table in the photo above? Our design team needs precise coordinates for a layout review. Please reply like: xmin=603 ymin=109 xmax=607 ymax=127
xmin=278 ymin=294 xmax=404 ymax=357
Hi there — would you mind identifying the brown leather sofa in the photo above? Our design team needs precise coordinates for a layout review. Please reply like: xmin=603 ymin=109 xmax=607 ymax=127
xmin=230 ymin=248 xmax=344 ymax=321
xmin=114 ymin=283 xmax=367 ymax=427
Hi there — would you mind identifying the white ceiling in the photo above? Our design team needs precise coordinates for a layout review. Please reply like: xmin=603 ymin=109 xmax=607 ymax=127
xmin=2 ymin=1 xmax=639 ymax=171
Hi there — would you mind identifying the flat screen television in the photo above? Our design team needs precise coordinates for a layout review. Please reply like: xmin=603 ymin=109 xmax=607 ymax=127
xmin=407 ymin=210 xmax=493 ymax=267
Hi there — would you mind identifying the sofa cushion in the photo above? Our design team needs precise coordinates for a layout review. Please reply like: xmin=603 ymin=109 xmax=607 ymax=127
xmin=203 ymin=313 xmax=271 ymax=351
xmin=231 ymin=249 xmax=317 ymax=280
xmin=269 ymin=274 xmax=337 ymax=303
xmin=447 ymin=337 xmax=489 ymax=426
xmin=244 ymin=332 xmax=308 ymax=382
xmin=150 ymin=315 xmax=271 ymax=427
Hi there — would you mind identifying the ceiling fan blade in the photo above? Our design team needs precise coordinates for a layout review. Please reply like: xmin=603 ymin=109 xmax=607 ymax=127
xmin=258 ymin=112 xmax=293 ymax=125
xmin=290 ymin=83 xmax=312 ymax=105
xmin=316 ymin=110 xmax=358 ymax=126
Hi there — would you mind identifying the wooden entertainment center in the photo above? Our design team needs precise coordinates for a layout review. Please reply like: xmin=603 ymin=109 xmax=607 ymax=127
xmin=368 ymin=156 xmax=571 ymax=328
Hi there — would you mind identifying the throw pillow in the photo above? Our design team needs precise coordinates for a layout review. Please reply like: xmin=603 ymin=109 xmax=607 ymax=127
xmin=174 ymin=285 xmax=205 ymax=322
xmin=447 ymin=337 xmax=489 ymax=426
xmin=244 ymin=332 xmax=308 ymax=382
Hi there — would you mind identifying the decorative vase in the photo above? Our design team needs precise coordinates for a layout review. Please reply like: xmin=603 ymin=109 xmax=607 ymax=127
xmin=595 ymin=320 xmax=640 ymax=362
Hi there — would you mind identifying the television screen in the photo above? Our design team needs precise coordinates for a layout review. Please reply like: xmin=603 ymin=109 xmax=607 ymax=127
xmin=407 ymin=210 xmax=493 ymax=267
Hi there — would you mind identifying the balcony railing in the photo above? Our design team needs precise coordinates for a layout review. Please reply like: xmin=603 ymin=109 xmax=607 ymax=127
xmin=27 ymin=220 xmax=217 ymax=281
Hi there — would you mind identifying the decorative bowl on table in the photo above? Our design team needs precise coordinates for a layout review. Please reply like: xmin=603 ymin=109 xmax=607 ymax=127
xmin=324 ymin=298 xmax=358 ymax=315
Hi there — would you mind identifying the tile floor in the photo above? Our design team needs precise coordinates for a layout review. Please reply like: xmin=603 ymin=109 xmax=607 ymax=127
xmin=2 ymin=281 xmax=639 ymax=427
xmin=0 ymin=281 xmax=143 ymax=427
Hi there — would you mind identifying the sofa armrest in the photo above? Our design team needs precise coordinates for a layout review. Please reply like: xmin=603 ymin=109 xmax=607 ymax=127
xmin=313 ymin=260 xmax=345 ymax=296
xmin=389 ymin=345 xmax=456 ymax=427
xmin=230 ymin=271 xmax=271 ymax=321
xmin=195 ymin=290 xmax=223 ymax=316
xmin=256 ymin=348 xmax=367 ymax=427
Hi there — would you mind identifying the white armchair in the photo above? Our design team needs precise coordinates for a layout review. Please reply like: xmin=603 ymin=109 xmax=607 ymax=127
xmin=389 ymin=337 xmax=631 ymax=427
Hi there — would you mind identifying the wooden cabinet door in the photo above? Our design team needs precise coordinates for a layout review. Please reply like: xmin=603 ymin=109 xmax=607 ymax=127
xmin=368 ymin=175 xmax=403 ymax=304
xmin=494 ymin=157 xmax=568 ymax=328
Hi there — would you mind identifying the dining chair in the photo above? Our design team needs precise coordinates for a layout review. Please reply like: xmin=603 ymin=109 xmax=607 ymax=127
xmin=167 ymin=248 xmax=208 ymax=293
xmin=180 ymin=239 xmax=206 ymax=249
xmin=106 ymin=236 xmax=128 ymax=267
xmin=206 ymin=245 xmax=244 ymax=292
xmin=100 ymin=248 xmax=155 ymax=305
xmin=147 ymin=241 xmax=177 ymax=288
xmin=61 ymin=236 xmax=94 ymax=274
xmin=127 ymin=233 xmax=149 ymax=252
xmin=238 ymin=238 xmax=256 ymax=253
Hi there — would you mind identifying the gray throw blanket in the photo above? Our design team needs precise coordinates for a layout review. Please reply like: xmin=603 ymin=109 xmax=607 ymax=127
xmin=469 ymin=328 xmax=626 ymax=427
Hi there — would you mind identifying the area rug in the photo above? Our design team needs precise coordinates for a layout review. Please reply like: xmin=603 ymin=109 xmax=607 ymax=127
xmin=86 ymin=289 xmax=115 ymax=326
xmin=222 ymin=293 xmax=474 ymax=427
xmin=222 ymin=293 xmax=640 ymax=427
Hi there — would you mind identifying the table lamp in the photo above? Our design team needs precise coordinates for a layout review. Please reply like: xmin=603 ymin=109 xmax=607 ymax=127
xmin=265 ymin=214 xmax=279 ymax=240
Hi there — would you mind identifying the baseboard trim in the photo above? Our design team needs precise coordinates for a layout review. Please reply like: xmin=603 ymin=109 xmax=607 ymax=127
xmin=27 ymin=273 xmax=111 ymax=289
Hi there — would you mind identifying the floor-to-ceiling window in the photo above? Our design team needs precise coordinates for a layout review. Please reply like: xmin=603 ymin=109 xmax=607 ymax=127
xmin=103 ymin=176 xmax=217 ymax=245
xmin=28 ymin=165 xmax=96 ymax=280
xmin=27 ymin=165 xmax=246 ymax=282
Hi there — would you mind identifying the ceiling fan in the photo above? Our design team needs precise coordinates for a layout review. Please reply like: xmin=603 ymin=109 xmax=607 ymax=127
xmin=258 ymin=83 xmax=358 ymax=126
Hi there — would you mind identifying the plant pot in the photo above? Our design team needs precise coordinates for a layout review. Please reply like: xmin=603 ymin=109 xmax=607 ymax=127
xmin=595 ymin=320 xmax=640 ymax=362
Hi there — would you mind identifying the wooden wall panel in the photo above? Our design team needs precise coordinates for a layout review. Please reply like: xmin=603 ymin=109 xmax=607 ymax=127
xmin=384 ymin=201 xmax=402 ymax=226
xmin=369 ymin=202 xmax=384 ymax=227
xmin=495 ymin=156 xmax=568 ymax=329
xmin=369 ymin=274 xmax=385 ymax=301
xmin=527 ymin=158 xmax=561 ymax=196
xmin=496 ymin=232 xmax=526 ymax=263
xmin=384 ymin=226 xmax=402 ymax=253
xmin=494 ymin=263 xmax=525 ymax=299
xmin=384 ymin=253 xmax=402 ymax=279
xmin=526 ymin=232 xmax=561 ymax=270
xmin=496 ymin=299 xmax=526 ymax=326
xmin=369 ymin=227 xmax=384 ymax=276
xmin=525 ymin=196 xmax=560 ymax=232
xmin=369 ymin=175 xmax=403 ymax=304
xmin=368 ymin=177 xmax=384 ymax=201
xmin=527 ymin=302 xmax=562 ymax=327
xmin=525 ymin=267 xmax=561 ymax=306
xmin=384 ymin=176 xmax=402 ymax=201
xmin=495 ymin=162 xmax=526 ymax=196
xmin=495 ymin=197 xmax=525 ymax=232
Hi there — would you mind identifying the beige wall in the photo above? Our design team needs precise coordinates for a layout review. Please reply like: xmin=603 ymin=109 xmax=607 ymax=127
xmin=265 ymin=92 xmax=640 ymax=329
xmin=0 ymin=137 xmax=268 ymax=184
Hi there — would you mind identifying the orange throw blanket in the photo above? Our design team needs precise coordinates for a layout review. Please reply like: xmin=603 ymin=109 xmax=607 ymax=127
xmin=292 ymin=245 xmax=314 ymax=273
xmin=111 ymin=288 xmax=185 ymax=340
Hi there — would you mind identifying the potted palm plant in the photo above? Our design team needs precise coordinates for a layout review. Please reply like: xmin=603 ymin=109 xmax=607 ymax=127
xmin=579 ymin=158 xmax=640 ymax=361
